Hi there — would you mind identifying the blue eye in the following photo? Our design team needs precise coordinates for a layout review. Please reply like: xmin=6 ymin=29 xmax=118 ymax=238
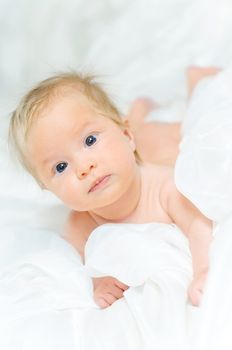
xmin=85 ymin=135 xmax=97 ymax=147
xmin=55 ymin=162 xmax=68 ymax=174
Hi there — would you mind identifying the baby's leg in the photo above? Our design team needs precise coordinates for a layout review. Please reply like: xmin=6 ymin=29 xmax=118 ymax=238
xmin=186 ymin=66 xmax=221 ymax=98
xmin=126 ymin=66 xmax=221 ymax=166
xmin=126 ymin=97 xmax=158 ymax=126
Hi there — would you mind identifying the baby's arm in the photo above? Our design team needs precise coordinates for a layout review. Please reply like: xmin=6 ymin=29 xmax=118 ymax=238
xmin=64 ymin=210 xmax=129 ymax=308
xmin=160 ymin=175 xmax=213 ymax=306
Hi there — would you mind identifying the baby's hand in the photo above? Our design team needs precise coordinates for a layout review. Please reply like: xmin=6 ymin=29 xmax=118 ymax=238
xmin=92 ymin=276 xmax=129 ymax=309
xmin=188 ymin=268 xmax=208 ymax=306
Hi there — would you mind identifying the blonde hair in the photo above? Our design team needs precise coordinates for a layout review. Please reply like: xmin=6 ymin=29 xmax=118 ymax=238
xmin=9 ymin=72 xmax=140 ymax=186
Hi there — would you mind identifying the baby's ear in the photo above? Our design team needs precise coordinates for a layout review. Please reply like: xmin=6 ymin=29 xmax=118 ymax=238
xmin=123 ymin=128 xmax=136 ymax=151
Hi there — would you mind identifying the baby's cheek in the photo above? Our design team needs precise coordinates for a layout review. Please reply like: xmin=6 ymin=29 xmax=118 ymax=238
xmin=55 ymin=177 xmax=84 ymax=209
xmin=48 ymin=176 xmax=69 ymax=198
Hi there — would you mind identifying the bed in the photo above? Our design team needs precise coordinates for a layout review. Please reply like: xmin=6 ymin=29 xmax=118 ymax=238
xmin=1 ymin=0 xmax=232 ymax=349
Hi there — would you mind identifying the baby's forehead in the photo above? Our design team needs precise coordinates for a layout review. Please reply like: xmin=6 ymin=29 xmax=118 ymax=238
xmin=36 ymin=86 xmax=94 ymax=120
xmin=55 ymin=83 xmax=86 ymax=98
xmin=28 ymin=82 xmax=120 ymax=134
xmin=50 ymin=84 xmax=93 ymax=108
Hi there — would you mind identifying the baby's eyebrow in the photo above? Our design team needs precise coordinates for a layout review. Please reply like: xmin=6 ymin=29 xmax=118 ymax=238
xmin=42 ymin=154 xmax=58 ymax=166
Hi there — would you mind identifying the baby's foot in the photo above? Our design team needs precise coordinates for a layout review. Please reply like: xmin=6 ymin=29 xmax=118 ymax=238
xmin=188 ymin=268 xmax=208 ymax=306
xmin=187 ymin=66 xmax=221 ymax=98
xmin=126 ymin=97 xmax=158 ymax=132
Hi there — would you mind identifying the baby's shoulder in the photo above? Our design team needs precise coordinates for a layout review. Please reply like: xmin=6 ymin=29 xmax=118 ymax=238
xmin=140 ymin=163 xmax=176 ymax=207
xmin=64 ymin=210 xmax=98 ymax=240
xmin=138 ymin=163 xmax=176 ymax=221
xmin=63 ymin=210 xmax=98 ymax=257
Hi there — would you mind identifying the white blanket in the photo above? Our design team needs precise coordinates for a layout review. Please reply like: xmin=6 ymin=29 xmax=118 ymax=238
xmin=176 ymin=66 xmax=232 ymax=222
xmin=175 ymin=66 xmax=232 ymax=350
xmin=0 ymin=223 xmax=194 ymax=350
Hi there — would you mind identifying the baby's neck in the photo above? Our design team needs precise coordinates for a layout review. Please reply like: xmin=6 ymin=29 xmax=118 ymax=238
xmin=89 ymin=167 xmax=142 ymax=224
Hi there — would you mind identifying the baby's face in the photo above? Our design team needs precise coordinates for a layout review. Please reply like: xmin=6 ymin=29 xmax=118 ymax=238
xmin=27 ymin=93 xmax=137 ymax=211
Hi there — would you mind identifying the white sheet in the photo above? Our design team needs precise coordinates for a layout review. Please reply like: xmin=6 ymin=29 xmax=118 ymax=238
xmin=2 ymin=0 xmax=232 ymax=349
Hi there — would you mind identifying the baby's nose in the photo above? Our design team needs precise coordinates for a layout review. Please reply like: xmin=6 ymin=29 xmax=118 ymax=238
xmin=77 ymin=162 xmax=96 ymax=179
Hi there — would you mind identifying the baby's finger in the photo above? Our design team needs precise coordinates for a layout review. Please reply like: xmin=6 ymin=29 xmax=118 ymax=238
xmin=114 ymin=280 xmax=129 ymax=291
xmin=189 ymin=288 xmax=203 ymax=307
xmin=94 ymin=297 xmax=110 ymax=309
xmin=188 ymin=284 xmax=203 ymax=307
xmin=108 ymin=284 xmax=125 ymax=299
xmin=95 ymin=284 xmax=125 ymax=300
xmin=104 ymin=293 xmax=118 ymax=305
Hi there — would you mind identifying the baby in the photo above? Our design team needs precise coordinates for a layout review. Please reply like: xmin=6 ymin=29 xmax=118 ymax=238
xmin=9 ymin=67 xmax=215 ymax=309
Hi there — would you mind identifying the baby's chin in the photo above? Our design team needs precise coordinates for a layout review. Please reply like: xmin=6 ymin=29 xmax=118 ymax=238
xmin=79 ymin=194 xmax=122 ymax=212
xmin=74 ymin=186 xmax=130 ymax=213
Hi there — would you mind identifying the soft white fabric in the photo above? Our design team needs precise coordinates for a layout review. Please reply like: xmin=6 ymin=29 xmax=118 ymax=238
xmin=175 ymin=66 xmax=232 ymax=221
xmin=85 ymin=223 xmax=193 ymax=350
xmin=190 ymin=217 xmax=232 ymax=350
xmin=2 ymin=0 xmax=232 ymax=116
xmin=174 ymin=62 xmax=232 ymax=350
xmin=0 ymin=223 xmax=194 ymax=350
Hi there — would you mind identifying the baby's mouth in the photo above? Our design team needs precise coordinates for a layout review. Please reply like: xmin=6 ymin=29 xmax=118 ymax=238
xmin=88 ymin=175 xmax=111 ymax=193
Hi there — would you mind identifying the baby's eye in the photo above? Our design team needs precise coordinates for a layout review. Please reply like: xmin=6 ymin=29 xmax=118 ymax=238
xmin=85 ymin=135 xmax=97 ymax=147
xmin=55 ymin=162 xmax=68 ymax=174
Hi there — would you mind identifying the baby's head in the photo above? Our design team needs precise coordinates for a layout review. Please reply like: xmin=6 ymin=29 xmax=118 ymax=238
xmin=9 ymin=72 xmax=139 ymax=211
